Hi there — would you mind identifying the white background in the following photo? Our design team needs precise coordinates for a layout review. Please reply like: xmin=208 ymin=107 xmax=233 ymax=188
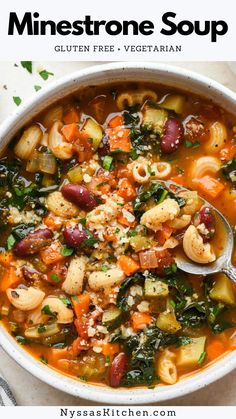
xmin=0 ymin=0 xmax=235 ymax=60
xmin=0 ymin=60 xmax=236 ymax=406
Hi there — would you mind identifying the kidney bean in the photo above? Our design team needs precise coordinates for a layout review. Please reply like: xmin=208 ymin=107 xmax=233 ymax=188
xmin=63 ymin=225 xmax=88 ymax=248
xmin=161 ymin=118 xmax=184 ymax=154
xmin=109 ymin=352 xmax=128 ymax=388
xmin=97 ymin=135 xmax=110 ymax=157
xmin=13 ymin=228 xmax=53 ymax=257
xmin=61 ymin=184 xmax=97 ymax=211
xmin=22 ymin=266 xmax=47 ymax=283
xmin=199 ymin=206 xmax=215 ymax=238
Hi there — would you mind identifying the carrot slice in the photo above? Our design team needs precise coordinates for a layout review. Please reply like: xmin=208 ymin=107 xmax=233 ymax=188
xmin=155 ymin=223 xmax=174 ymax=246
xmin=117 ymin=203 xmax=136 ymax=228
xmin=0 ymin=252 xmax=13 ymax=268
xmin=40 ymin=241 xmax=65 ymax=265
xmin=61 ymin=123 xmax=80 ymax=142
xmin=72 ymin=294 xmax=91 ymax=318
xmin=43 ymin=212 xmax=62 ymax=231
xmin=131 ymin=312 xmax=152 ymax=331
xmin=102 ymin=343 xmax=120 ymax=356
xmin=117 ymin=255 xmax=140 ymax=276
xmin=207 ymin=339 xmax=226 ymax=361
xmin=108 ymin=114 xmax=124 ymax=128
xmin=193 ymin=175 xmax=225 ymax=198
xmin=63 ymin=107 xmax=80 ymax=124
xmin=49 ymin=348 xmax=70 ymax=363
xmin=0 ymin=267 xmax=21 ymax=292
xmin=117 ymin=179 xmax=137 ymax=201
xmin=108 ymin=127 xmax=131 ymax=152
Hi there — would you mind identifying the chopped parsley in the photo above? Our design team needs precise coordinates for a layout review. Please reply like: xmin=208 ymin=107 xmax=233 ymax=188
xmin=60 ymin=296 xmax=71 ymax=306
xmin=41 ymin=305 xmax=57 ymax=317
xmin=60 ymin=245 xmax=74 ymax=257
xmin=40 ymin=356 xmax=48 ymax=365
xmin=6 ymin=234 xmax=16 ymax=250
xmin=34 ymin=85 xmax=42 ymax=92
xmin=37 ymin=324 xmax=46 ymax=334
xmin=185 ymin=140 xmax=201 ymax=149
xmin=51 ymin=273 xmax=61 ymax=283
xmin=39 ymin=69 xmax=54 ymax=80
xmin=13 ymin=96 xmax=22 ymax=106
xmin=198 ymin=351 xmax=206 ymax=365
xmin=20 ymin=61 xmax=32 ymax=73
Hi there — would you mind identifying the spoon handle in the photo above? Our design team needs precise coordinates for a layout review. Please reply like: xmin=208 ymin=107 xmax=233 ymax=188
xmin=221 ymin=264 xmax=236 ymax=284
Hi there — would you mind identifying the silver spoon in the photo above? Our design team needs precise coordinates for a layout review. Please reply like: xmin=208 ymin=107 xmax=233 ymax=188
xmin=159 ymin=180 xmax=236 ymax=283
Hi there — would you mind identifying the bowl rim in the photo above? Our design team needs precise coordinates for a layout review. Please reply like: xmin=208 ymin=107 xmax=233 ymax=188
xmin=1 ymin=61 xmax=236 ymax=405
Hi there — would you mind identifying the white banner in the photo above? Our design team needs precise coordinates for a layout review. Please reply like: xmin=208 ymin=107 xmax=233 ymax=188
xmin=0 ymin=0 xmax=235 ymax=61
xmin=1 ymin=406 xmax=236 ymax=418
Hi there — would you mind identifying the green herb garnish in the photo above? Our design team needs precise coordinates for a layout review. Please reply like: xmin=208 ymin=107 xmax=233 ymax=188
xmin=13 ymin=96 xmax=22 ymax=106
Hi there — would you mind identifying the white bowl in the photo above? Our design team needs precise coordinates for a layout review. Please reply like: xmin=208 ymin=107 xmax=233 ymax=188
xmin=0 ymin=62 xmax=236 ymax=404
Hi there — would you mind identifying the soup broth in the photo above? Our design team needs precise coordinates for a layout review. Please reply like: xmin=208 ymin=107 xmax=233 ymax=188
xmin=0 ymin=82 xmax=236 ymax=388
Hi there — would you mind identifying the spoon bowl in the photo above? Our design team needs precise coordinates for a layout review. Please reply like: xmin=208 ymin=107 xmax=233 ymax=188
xmin=160 ymin=180 xmax=236 ymax=283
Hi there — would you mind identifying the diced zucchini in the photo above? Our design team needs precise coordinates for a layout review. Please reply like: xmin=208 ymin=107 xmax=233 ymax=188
xmin=25 ymin=323 xmax=60 ymax=339
xmin=159 ymin=94 xmax=185 ymax=114
xmin=81 ymin=118 xmax=103 ymax=150
xmin=144 ymin=277 xmax=169 ymax=298
xmin=130 ymin=235 xmax=153 ymax=252
xmin=210 ymin=273 xmax=235 ymax=305
xmin=177 ymin=336 xmax=206 ymax=368
xmin=67 ymin=165 xmax=83 ymax=183
xmin=156 ymin=311 xmax=182 ymax=333
xmin=141 ymin=107 xmax=168 ymax=135
xmin=102 ymin=306 xmax=122 ymax=330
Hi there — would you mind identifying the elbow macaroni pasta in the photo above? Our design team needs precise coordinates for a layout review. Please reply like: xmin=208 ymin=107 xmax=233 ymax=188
xmin=116 ymin=89 xmax=158 ymax=110
xmin=205 ymin=121 xmax=227 ymax=153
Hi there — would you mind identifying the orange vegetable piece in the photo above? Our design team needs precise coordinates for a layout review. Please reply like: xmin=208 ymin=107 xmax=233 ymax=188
xmin=72 ymin=294 xmax=91 ymax=318
xmin=43 ymin=212 xmax=62 ymax=231
xmin=49 ymin=348 xmax=70 ymax=363
xmin=131 ymin=312 xmax=152 ymax=331
xmin=0 ymin=252 xmax=13 ymax=268
xmin=63 ymin=107 xmax=80 ymax=124
xmin=108 ymin=127 xmax=131 ymax=153
xmin=70 ymin=337 xmax=90 ymax=356
xmin=102 ymin=343 xmax=120 ymax=357
xmin=155 ymin=223 xmax=174 ymax=246
xmin=117 ymin=203 xmax=136 ymax=227
xmin=0 ymin=267 xmax=21 ymax=292
xmin=207 ymin=339 xmax=226 ymax=361
xmin=108 ymin=114 xmax=124 ymax=128
xmin=117 ymin=179 xmax=137 ymax=201
xmin=193 ymin=175 xmax=225 ymax=198
xmin=61 ymin=123 xmax=80 ymax=142
xmin=117 ymin=255 xmax=140 ymax=276
xmin=40 ymin=241 xmax=65 ymax=266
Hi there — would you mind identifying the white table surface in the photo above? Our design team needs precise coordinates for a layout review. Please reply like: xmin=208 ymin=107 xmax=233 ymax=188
xmin=0 ymin=61 xmax=236 ymax=406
